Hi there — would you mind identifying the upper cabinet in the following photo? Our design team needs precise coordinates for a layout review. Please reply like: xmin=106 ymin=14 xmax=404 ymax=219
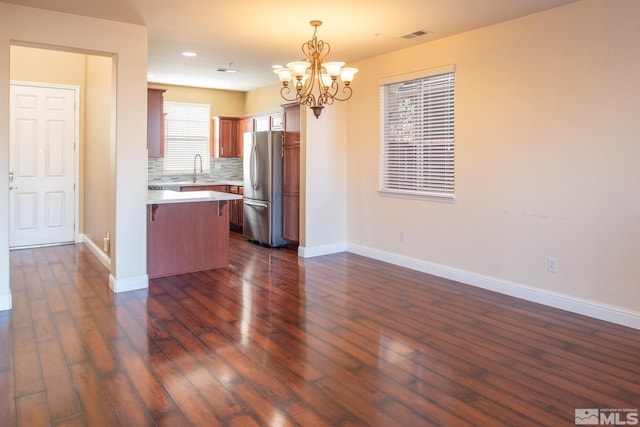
xmin=237 ymin=116 xmax=253 ymax=158
xmin=147 ymin=88 xmax=166 ymax=158
xmin=271 ymin=113 xmax=284 ymax=130
xmin=212 ymin=116 xmax=240 ymax=158
xmin=254 ymin=111 xmax=284 ymax=132
xmin=254 ymin=115 xmax=270 ymax=132
xmin=211 ymin=112 xmax=286 ymax=159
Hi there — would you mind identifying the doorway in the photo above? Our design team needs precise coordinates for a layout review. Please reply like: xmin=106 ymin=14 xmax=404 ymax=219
xmin=9 ymin=44 xmax=114 ymax=256
xmin=9 ymin=82 xmax=78 ymax=248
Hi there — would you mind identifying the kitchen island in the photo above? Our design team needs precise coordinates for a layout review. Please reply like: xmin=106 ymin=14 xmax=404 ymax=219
xmin=147 ymin=189 xmax=242 ymax=279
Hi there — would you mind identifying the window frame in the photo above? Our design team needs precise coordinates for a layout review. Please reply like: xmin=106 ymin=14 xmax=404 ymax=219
xmin=379 ymin=64 xmax=456 ymax=202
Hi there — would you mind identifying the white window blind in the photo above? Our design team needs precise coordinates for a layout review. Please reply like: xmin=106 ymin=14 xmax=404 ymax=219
xmin=163 ymin=101 xmax=211 ymax=173
xmin=380 ymin=66 xmax=455 ymax=199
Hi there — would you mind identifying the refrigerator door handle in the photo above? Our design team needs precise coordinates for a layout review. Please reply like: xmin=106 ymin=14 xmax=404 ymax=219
xmin=250 ymin=141 xmax=259 ymax=190
xmin=244 ymin=200 xmax=268 ymax=208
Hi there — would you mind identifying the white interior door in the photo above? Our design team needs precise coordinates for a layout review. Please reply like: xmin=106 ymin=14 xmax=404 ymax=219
xmin=9 ymin=83 xmax=76 ymax=248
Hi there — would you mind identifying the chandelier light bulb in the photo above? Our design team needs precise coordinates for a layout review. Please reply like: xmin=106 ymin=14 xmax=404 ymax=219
xmin=340 ymin=67 xmax=359 ymax=84
xmin=274 ymin=68 xmax=292 ymax=85
xmin=287 ymin=61 xmax=311 ymax=78
xmin=323 ymin=62 xmax=345 ymax=77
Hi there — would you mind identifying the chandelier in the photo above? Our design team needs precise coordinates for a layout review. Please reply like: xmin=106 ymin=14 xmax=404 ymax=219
xmin=274 ymin=20 xmax=358 ymax=119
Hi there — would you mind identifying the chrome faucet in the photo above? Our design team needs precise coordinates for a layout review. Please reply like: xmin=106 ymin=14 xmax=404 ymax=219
xmin=193 ymin=154 xmax=203 ymax=183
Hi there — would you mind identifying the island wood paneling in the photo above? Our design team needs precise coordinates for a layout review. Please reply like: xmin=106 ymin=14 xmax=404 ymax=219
xmin=147 ymin=201 xmax=229 ymax=278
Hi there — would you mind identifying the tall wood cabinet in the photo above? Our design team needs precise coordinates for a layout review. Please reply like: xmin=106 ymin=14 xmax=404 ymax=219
xmin=147 ymin=88 xmax=166 ymax=157
xmin=282 ymin=104 xmax=300 ymax=243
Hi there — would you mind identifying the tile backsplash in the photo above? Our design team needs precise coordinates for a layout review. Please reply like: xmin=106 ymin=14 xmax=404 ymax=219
xmin=148 ymin=157 xmax=243 ymax=183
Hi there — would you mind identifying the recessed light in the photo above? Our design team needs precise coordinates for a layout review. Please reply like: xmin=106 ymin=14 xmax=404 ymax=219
xmin=181 ymin=51 xmax=197 ymax=57
xmin=272 ymin=64 xmax=283 ymax=69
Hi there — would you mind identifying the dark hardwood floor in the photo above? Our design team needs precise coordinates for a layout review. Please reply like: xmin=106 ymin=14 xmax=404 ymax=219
xmin=1 ymin=232 xmax=639 ymax=426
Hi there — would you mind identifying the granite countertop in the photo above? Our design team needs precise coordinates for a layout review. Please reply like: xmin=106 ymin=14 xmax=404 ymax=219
xmin=147 ymin=189 xmax=242 ymax=205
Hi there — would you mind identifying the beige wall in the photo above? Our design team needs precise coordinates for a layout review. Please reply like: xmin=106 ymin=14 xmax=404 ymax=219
xmin=1 ymin=3 xmax=149 ymax=306
xmin=149 ymin=81 xmax=285 ymax=118
xmin=10 ymin=45 xmax=87 ymax=85
xmin=84 ymin=55 xmax=113 ymax=253
xmin=244 ymin=83 xmax=285 ymax=116
xmin=149 ymin=83 xmax=245 ymax=117
xmin=345 ymin=0 xmax=640 ymax=317
xmin=299 ymin=102 xmax=348 ymax=255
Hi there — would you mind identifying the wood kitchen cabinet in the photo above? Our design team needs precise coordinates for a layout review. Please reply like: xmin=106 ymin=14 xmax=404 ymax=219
xmin=254 ymin=111 xmax=284 ymax=132
xmin=282 ymin=104 xmax=300 ymax=243
xmin=229 ymin=185 xmax=243 ymax=230
xmin=237 ymin=116 xmax=252 ymax=157
xmin=212 ymin=116 xmax=240 ymax=158
xmin=147 ymin=88 xmax=166 ymax=157
xmin=180 ymin=185 xmax=228 ymax=192
xmin=271 ymin=112 xmax=284 ymax=130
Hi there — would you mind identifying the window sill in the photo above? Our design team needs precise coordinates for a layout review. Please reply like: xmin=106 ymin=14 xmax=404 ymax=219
xmin=378 ymin=189 xmax=456 ymax=203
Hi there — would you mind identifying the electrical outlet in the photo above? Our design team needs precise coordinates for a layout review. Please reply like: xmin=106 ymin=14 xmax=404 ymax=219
xmin=547 ymin=257 xmax=558 ymax=273
xmin=103 ymin=233 xmax=110 ymax=253
xmin=400 ymin=231 xmax=407 ymax=242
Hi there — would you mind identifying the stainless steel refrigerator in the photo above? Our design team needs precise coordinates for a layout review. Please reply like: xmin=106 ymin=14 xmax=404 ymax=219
xmin=243 ymin=130 xmax=287 ymax=247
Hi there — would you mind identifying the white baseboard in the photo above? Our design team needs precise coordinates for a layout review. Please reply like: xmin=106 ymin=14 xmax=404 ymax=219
xmin=79 ymin=234 xmax=111 ymax=270
xmin=0 ymin=293 xmax=12 ymax=312
xmin=80 ymin=234 xmax=147 ymax=293
xmin=298 ymin=242 xmax=347 ymax=258
xmin=109 ymin=273 xmax=149 ymax=293
xmin=347 ymin=243 xmax=640 ymax=330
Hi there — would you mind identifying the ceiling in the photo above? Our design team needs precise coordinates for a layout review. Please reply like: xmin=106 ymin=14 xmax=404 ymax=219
xmin=3 ymin=0 xmax=579 ymax=92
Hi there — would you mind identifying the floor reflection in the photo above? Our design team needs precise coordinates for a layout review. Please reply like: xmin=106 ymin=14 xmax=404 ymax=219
xmin=5 ymin=236 xmax=640 ymax=426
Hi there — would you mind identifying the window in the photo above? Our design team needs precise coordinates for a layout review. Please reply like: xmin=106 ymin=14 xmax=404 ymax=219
xmin=163 ymin=101 xmax=211 ymax=173
xmin=380 ymin=65 xmax=455 ymax=200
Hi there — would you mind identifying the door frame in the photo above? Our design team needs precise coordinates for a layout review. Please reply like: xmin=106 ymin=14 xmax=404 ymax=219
xmin=9 ymin=80 xmax=80 ymax=248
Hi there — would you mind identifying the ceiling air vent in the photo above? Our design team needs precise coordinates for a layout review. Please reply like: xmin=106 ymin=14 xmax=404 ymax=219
xmin=217 ymin=62 xmax=238 ymax=73
xmin=401 ymin=30 xmax=429 ymax=40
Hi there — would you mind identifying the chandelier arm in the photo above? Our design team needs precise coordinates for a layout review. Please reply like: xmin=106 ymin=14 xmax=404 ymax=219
xmin=319 ymin=92 xmax=332 ymax=106
xmin=295 ymin=77 xmax=313 ymax=101
xmin=317 ymin=40 xmax=330 ymax=64
xmin=301 ymin=41 xmax=313 ymax=63
xmin=329 ymin=85 xmax=354 ymax=102
xmin=279 ymin=86 xmax=303 ymax=103
xmin=323 ymin=80 xmax=339 ymax=98
xmin=303 ymin=92 xmax=318 ymax=108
